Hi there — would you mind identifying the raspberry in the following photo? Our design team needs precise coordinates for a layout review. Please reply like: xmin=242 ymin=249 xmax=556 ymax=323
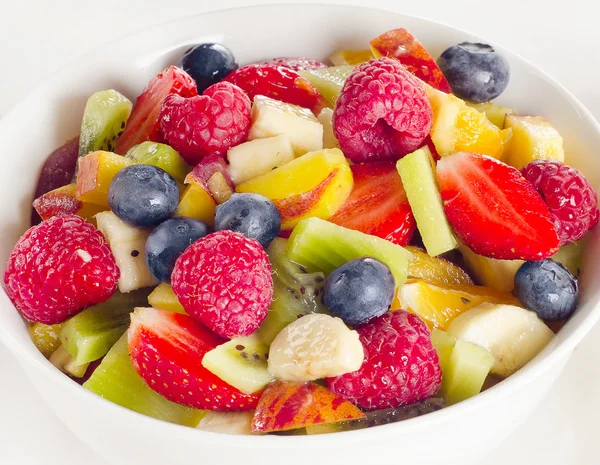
xmin=522 ymin=160 xmax=599 ymax=244
xmin=258 ymin=57 xmax=327 ymax=72
xmin=159 ymin=81 xmax=251 ymax=165
xmin=326 ymin=311 xmax=441 ymax=411
xmin=171 ymin=230 xmax=273 ymax=339
xmin=333 ymin=57 xmax=433 ymax=163
xmin=3 ymin=215 xmax=119 ymax=324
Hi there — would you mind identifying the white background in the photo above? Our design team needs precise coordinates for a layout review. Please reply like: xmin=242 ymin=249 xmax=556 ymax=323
xmin=1 ymin=0 xmax=598 ymax=463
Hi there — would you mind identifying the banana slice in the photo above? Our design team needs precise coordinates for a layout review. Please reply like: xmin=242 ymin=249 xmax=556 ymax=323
xmin=95 ymin=211 xmax=159 ymax=293
xmin=268 ymin=313 xmax=364 ymax=382
xmin=317 ymin=108 xmax=340 ymax=149
xmin=447 ymin=303 xmax=554 ymax=377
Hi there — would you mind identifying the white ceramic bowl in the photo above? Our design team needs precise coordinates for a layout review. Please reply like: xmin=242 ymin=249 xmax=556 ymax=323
xmin=1 ymin=4 xmax=599 ymax=465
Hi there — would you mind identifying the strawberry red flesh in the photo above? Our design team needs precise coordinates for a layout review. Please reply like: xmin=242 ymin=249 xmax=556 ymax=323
xmin=437 ymin=152 xmax=560 ymax=260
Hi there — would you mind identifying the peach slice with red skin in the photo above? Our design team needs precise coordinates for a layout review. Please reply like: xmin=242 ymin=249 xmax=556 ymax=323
xmin=251 ymin=380 xmax=365 ymax=433
xmin=370 ymin=28 xmax=453 ymax=94
xmin=33 ymin=184 xmax=106 ymax=222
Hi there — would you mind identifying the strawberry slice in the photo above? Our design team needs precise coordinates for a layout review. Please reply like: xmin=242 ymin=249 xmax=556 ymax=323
xmin=437 ymin=152 xmax=560 ymax=260
xmin=329 ymin=162 xmax=416 ymax=246
xmin=115 ymin=66 xmax=198 ymax=154
xmin=128 ymin=307 xmax=259 ymax=411
xmin=223 ymin=64 xmax=326 ymax=114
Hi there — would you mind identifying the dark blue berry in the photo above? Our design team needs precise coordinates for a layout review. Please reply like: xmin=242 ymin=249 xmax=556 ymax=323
xmin=145 ymin=217 xmax=211 ymax=283
xmin=323 ymin=257 xmax=395 ymax=327
xmin=180 ymin=43 xmax=238 ymax=92
xmin=108 ymin=164 xmax=179 ymax=227
xmin=214 ymin=193 xmax=281 ymax=248
xmin=514 ymin=259 xmax=578 ymax=321
xmin=437 ymin=42 xmax=510 ymax=103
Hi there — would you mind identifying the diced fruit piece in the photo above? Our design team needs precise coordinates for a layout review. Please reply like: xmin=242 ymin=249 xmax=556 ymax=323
xmin=95 ymin=211 xmax=159 ymax=293
xmin=33 ymin=184 xmax=106 ymax=221
xmin=257 ymin=238 xmax=327 ymax=345
xmin=299 ymin=65 xmax=354 ymax=107
xmin=317 ymin=108 xmax=339 ymax=149
xmin=148 ymin=283 xmax=186 ymax=314
xmin=503 ymin=115 xmax=565 ymax=169
xmin=50 ymin=345 xmax=89 ymax=378
xmin=248 ymin=95 xmax=323 ymax=156
xmin=430 ymin=329 xmax=457 ymax=374
xmin=115 ymin=66 xmax=198 ymax=154
xmin=128 ymin=308 xmax=259 ymax=410
xmin=466 ymin=102 xmax=515 ymax=128
xmin=76 ymin=151 xmax=135 ymax=207
xmin=268 ymin=314 xmax=363 ymax=381
xmin=84 ymin=334 xmax=204 ymax=425
xmin=181 ymin=43 xmax=238 ymax=92
xmin=185 ymin=153 xmax=234 ymax=195
xmin=259 ymin=57 xmax=326 ymax=72
xmin=551 ymin=240 xmax=585 ymax=277
xmin=370 ymin=28 xmax=452 ymax=93
xmin=330 ymin=161 xmax=416 ymax=246
xmin=175 ymin=184 xmax=217 ymax=225
xmin=251 ymin=381 xmax=365 ymax=433
xmin=29 ymin=323 xmax=63 ymax=358
xmin=437 ymin=152 xmax=560 ymax=260
xmin=196 ymin=411 xmax=254 ymax=435
xmin=425 ymin=85 xmax=511 ymax=159
xmin=394 ymin=280 xmax=521 ymax=330
xmin=328 ymin=49 xmax=373 ymax=66
xmin=236 ymin=148 xmax=353 ymax=230
xmin=125 ymin=141 xmax=191 ymax=183
xmin=459 ymin=245 xmax=523 ymax=292
xmin=447 ymin=303 xmax=554 ymax=377
xmin=437 ymin=43 xmax=509 ymax=102
xmin=441 ymin=339 xmax=495 ymax=405
xmin=79 ymin=90 xmax=132 ymax=158
xmin=206 ymin=172 xmax=233 ymax=204
xmin=406 ymin=246 xmax=473 ymax=285
xmin=202 ymin=335 xmax=273 ymax=394
xmin=288 ymin=217 xmax=412 ymax=286
xmin=227 ymin=134 xmax=295 ymax=184
xmin=396 ymin=147 xmax=457 ymax=256
xmin=59 ymin=288 xmax=151 ymax=365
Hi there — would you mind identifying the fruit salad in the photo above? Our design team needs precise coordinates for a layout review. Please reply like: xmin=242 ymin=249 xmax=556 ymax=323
xmin=5 ymin=29 xmax=598 ymax=436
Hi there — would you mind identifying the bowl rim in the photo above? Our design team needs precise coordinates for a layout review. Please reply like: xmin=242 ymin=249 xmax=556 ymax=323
xmin=1 ymin=1 xmax=599 ymax=447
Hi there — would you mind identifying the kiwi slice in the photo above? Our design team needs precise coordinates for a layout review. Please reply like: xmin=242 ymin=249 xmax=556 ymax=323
xmin=83 ymin=334 xmax=204 ymax=426
xmin=148 ymin=283 xmax=187 ymax=314
xmin=125 ymin=141 xmax=191 ymax=183
xmin=299 ymin=65 xmax=354 ymax=107
xmin=79 ymin=89 xmax=132 ymax=157
xmin=202 ymin=335 xmax=272 ymax=394
xmin=60 ymin=288 xmax=151 ymax=365
xmin=431 ymin=328 xmax=457 ymax=375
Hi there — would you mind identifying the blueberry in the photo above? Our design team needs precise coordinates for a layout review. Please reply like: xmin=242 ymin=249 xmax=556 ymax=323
xmin=437 ymin=42 xmax=510 ymax=103
xmin=214 ymin=193 xmax=281 ymax=248
xmin=108 ymin=164 xmax=179 ymax=227
xmin=145 ymin=217 xmax=212 ymax=283
xmin=323 ymin=257 xmax=395 ymax=327
xmin=180 ymin=43 xmax=238 ymax=92
xmin=514 ymin=259 xmax=578 ymax=321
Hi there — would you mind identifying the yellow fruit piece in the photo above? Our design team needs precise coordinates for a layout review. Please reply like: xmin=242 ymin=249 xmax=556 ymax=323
xmin=29 ymin=323 xmax=63 ymax=358
xmin=466 ymin=102 xmax=516 ymax=129
xmin=425 ymin=85 xmax=511 ymax=159
xmin=503 ymin=115 xmax=565 ymax=170
xmin=76 ymin=151 xmax=135 ymax=206
xmin=393 ymin=280 xmax=521 ymax=330
xmin=460 ymin=245 xmax=524 ymax=293
xmin=236 ymin=148 xmax=353 ymax=229
xmin=148 ymin=283 xmax=186 ymax=315
xmin=175 ymin=184 xmax=216 ymax=226
xmin=406 ymin=246 xmax=473 ymax=286
xmin=329 ymin=49 xmax=373 ymax=66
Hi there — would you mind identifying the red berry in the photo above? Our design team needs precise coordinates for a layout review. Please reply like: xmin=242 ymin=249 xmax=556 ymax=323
xmin=3 ymin=215 xmax=119 ymax=324
xmin=258 ymin=57 xmax=327 ymax=71
xmin=437 ymin=152 xmax=560 ymax=260
xmin=129 ymin=307 xmax=259 ymax=411
xmin=223 ymin=64 xmax=326 ymax=114
xmin=333 ymin=57 xmax=433 ymax=163
xmin=326 ymin=311 xmax=441 ymax=411
xmin=522 ymin=160 xmax=599 ymax=245
xmin=160 ymin=81 xmax=251 ymax=165
xmin=329 ymin=162 xmax=416 ymax=246
xmin=115 ymin=66 xmax=198 ymax=154
xmin=171 ymin=230 xmax=273 ymax=339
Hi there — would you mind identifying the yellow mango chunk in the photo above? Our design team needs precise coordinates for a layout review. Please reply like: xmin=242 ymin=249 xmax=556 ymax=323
xmin=175 ymin=184 xmax=216 ymax=226
xmin=76 ymin=151 xmax=135 ymax=206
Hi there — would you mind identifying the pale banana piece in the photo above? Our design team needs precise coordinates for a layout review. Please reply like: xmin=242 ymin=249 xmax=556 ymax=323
xmin=268 ymin=313 xmax=364 ymax=382
xmin=49 ymin=345 xmax=89 ymax=378
xmin=317 ymin=108 xmax=340 ymax=149
xmin=248 ymin=95 xmax=323 ymax=156
xmin=196 ymin=411 xmax=255 ymax=435
xmin=447 ymin=303 xmax=554 ymax=377
xmin=95 ymin=211 xmax=159 ymax=293
xmin=460 ymin=245 xmax=524 ymax=293
xmin=227 ymin=134 xmax=295 ymax=184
